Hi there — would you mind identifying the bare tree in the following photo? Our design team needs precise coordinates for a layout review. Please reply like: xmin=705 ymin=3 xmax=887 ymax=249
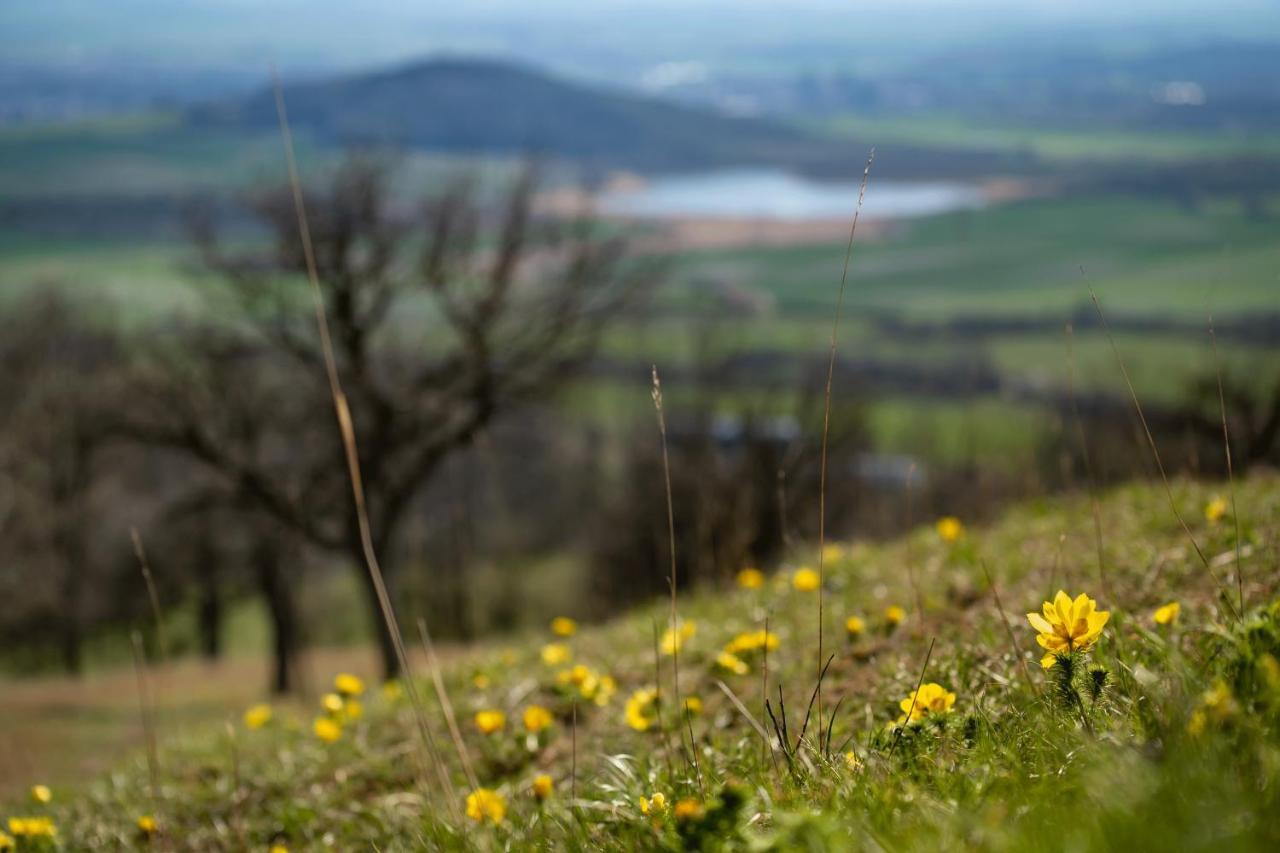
xmin=132 ymin=157 xmax=644 ymax=678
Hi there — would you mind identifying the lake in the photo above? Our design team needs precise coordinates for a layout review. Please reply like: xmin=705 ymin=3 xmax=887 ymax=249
xmin=599 ymin=169 xmax=986 ymax=221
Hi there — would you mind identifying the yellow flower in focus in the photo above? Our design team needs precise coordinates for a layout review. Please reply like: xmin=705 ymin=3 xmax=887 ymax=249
xmin=1205 ymin=496 xmax=1228 ymax=523
xmin=897 ymin=682 xmax=956 ymax=724
xmin=465 ymin=788 xmax=507 ymax=824
xmin=551 ymin=616 xmax=578 ymax=637
xmin=334 ymin=673 xmax=365 ymax=697
xmin=523 ymin=705 xmax=554 ymax=733
xmin=661 ymin=621 xmax=697 ymax=655
xmin=137 ymin=816 xmax=157 ymax=836
xmin=724 ymin=629 xmax=780 ymax=656
xmin=532 ymin=774 xmax=554 ymax=800
xmin=541 ymin=643 xmax=571 ymax=665
xmin=936 ymin=516 xmax=964 ymax=543
xmin=716 ymin=651 xmax=750 ymax=675
xmin=243 ymin=704 xmax=273 ymax=730
xmin=475 ymin=709 xmax=506 ymax=734
xmin=30 ymin=785 xmax=51 ymax=804
xmin=845 ymin=615 xmax=866 ymax=637
xmin=625 ymin=687 xmax=659 ymax=731
xmin=1027 ymin=590 xmax=1111 ymax=668
xmin=382 ymin=680 xmax=404 ymax=702
xmin=884 ymin=605 xmax=905 ymax=627
xmin=792 ymin=567 xmax=820 ymax=592
xmin=639 ymin=792 xmax=667 ymax=815
xmin=321 ymin=693 xmax=345 ymax=715
xmin=674 ymin=798 xmax=704 ymax=821
xmin=313 ymin=717 xmax=342 ymax=743
xmin=844 ymin=750 xmax=862 ymax=771
xmin=1153 ymin=602 xmax=1181 ymax=626
xmin=736 ymin=567 xmax=765 ymax=589
xmin=683 ymin=696 xmax=703 ymax=715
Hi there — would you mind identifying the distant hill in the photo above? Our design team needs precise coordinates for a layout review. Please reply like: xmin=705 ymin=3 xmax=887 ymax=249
xmin=188 ymin=58 xmax=1025 ymax=178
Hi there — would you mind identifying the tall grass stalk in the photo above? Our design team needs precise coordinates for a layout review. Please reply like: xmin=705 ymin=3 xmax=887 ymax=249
xmin=417 ymin=617 xmax=479 ymax=791
xmin=271 ymin=72 xmax=456 ymax=811
xmin=1208 ymin=313 xmax=1245 ymax=615
xmin=1064 ymin=322 xmax=1109 ymax=598
xmin=815 ymin=148 xmax=874 ymax=735
xmin=650 ymin=366 xmax=685 ymax=759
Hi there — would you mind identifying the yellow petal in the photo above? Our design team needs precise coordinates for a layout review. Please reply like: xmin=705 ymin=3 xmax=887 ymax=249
xmin=1027 ymin=613 xmax=1054 ymax=634
xmin=1040 ymin=653 xmax=1057 ymax=669
xmin=1053 ymin=591 xmax=1073 ymax=626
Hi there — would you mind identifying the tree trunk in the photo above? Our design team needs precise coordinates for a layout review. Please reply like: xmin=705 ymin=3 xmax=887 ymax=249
xmin=255 ymin=538 xmax=300 ymax=694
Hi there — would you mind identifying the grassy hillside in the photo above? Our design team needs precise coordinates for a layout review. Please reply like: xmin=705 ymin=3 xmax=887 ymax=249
xmin=5 ymin=473 xmax=1278 ymax=849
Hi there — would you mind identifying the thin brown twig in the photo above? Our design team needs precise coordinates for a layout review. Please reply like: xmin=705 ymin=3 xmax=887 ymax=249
xmin=417 ymin=618 xmax=479 ymax=791
xmin=131 ymin=528 xmax=168 ymax=662
xmin=980 ymin=559 xmax=1036 ymax=693
xmin=651 ymin=366 xmax=687 ymax=766
xmin=815 ymin=148 xmax=875 ymax=737
xmin=271 ymin=71 xmax=456 ymax=811
xmin=1088 ymin=288 xmax=1238 ymax=621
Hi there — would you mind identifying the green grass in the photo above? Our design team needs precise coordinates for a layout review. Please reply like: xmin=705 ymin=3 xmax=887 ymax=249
xmin=7 ymin=474 xmax=1279 ymax=849
xmin=816 ymin=113 xmax=1280 ymax=163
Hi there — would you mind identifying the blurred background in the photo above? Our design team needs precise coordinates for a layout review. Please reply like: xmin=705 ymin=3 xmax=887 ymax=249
xmin=2 ymin=0 xmax=1279 ymax=790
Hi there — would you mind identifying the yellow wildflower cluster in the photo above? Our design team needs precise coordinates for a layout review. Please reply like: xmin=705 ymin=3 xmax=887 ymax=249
xmin=475 ymin=709 xmax=506 ymax=735
xmin=736 ymin=567 xmax=765 ymax=589
xmin=625 ymin=687 xmax=660 ymax=731
xmin=7 ymin=817 xmax=56 ymax=839
xmin=1027 ymin=591 xmax=1110 ymax=668
xmin=465 ymin=788 xmax=507 ymax=824
xmin=550 ymin=616 xmax=578 ymax=637
xmin=312 ymin=673 xmax=367 ymax=742
xmin=845 ymin=615 xmax=866 ymax=637
xmin=661 ymin=621 xmax=697 ymax=655
xmin=137 ymin=815 xmax=158 ymax=836
xmin=1187 ymin=680 xmax=1237 ymax=735
xmin=1153 ymin=601 xmax=1181 ymax=626
xmin=555 ymin=664 xmax=617 ymax=706
xmin=884 ymin=605 xmax=906 ymax=628
xmin=936 ymin=516 xmax=964 ymax=543
xmin=523 ymin=704 xmax=554 ymax=734
xmin=897 ymin=682 xmax=957 ymax=724
xmin=639 ymin=792 xmax=667 ymax=816
xmin=541 ymin=643 xmax=572 ymax=666
xmin=792 ymin=567 xmax=820 ymax=592
xmin=723 ymin=629 xmax=780 ymax=656
xmin=532 ymin=774 xmax=554 ymax=800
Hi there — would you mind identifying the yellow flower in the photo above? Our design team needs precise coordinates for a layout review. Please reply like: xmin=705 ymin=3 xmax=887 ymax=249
xmin=639 ymin=792 xmax=667 ymax=815
xmin=137 ymin=815 xmax=157 ymax=836
xmin=475 ymin=709 xmax=506 ymax=734
xmin=936 ymin=516 xmax=964 ymax=543
xmin=897 ymin=682 xmax=956 ymax=724
xmin=523 ymin=704 xmax=554 ymax=733
xmin=821 ymin=543 xmax=846 ymax=563
xmin=313 ymin=717 xmax=342 ymax=743
xmin=594 ymin=675 xmax=618 ymax=706
xmin=551 ymin=616 xmax=578 ymax=637
xmin=473 ymin=673 xmax=492 ymax=690
xmin=845 ymin=615 xmax=866 ymax=637
xmin=341 ymin=699 xmax=363 ymax=722
xmin=30 ymin=785 xmax=51 ymax=804
xmin=1027 ymin=590 xmax=1111 ymax=668
xmin=1205 ymin=496 xmax=1228 ymax=523
xmin=0 ymin=831 xmax=12 ymax=851
xmin=270 ymin=846 xmax=289 ymax=853
xmin=1153 ymin=602 xmax=1181 ymax=626
xmin=541 ymin=643 xmax=572 ymax=665
xmin=532 ymin=774 xmax=554 ymax=800
xmin=723 ymin=629 xmax=780 ymax=656
xmin=321 ymin=693 xmax=345 ymax=715
xmin=243 ymin=704 xmax=273 ymax=730
xmin=884 ymin=605 xmax=905 ymax=627
xmin=716 ymin=651 xmax=750 ymax=675
xmin=625 ymin=687 xmax=659 ymax=731
xmin=8 ymin=818 xmax=55 ymax=838
xmin=661 ymin=621 xmax=697 ymax=655
xmin=334 ymin=673 xmax=365 ymax=697
xmin=682 ymin=696 xmax=703 ymax=715
xmin=736 ymin=567 xmax=765 ymax=589
xmin=792 ymin=567 xmax=820 ymax=592
xmin=465 ymin=788 xmax=507 ymax=824
xmin=843 ymin=750 xmax=862 ymax=771
xmin=382 ymin=680 xmax=404 ymax=702
xmin=674 ymin=798 xmax=704 ymax=821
